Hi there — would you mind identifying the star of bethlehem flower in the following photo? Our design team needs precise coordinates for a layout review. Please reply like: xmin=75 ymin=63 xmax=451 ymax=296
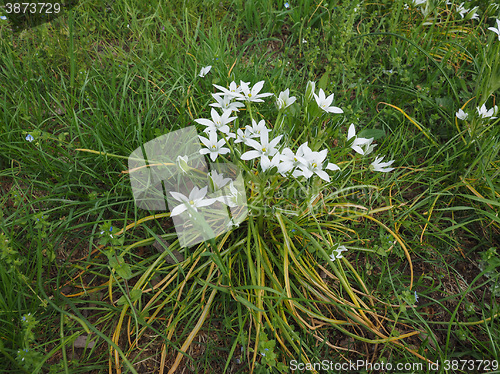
xmin=176 ymin=155 xmax=190 ymax=174
xmin=234 ymin=128 xmax=253 ymax=145
xmin=371 ymin=156 xmax=395 ymax=172
xmin=245 ymin=119 xmax=270 ymax=138
xmin=217 ymin=181 xmax=240 ymax=208
xmin=241 ymin=131 xmax=283 ymax=171
xmin=313 ymin=88 xmax=343 ymax=114
xmin=276 ymin=89 xmax=296 ymax=110
xmin=213 ymin=81 xmax=247 ymax=98
xmin=456 ymin=109 xmax=468 ymax=120
xmin=330 ymin=245 xmax=348 ymax=261
xmin=209 ymin=169 xmax=232 ymax=190
xmin=237 ymin=80 xmax=274 ymax=103
xmin=477 ymin=104 xmax=498 ymax=119
xmin=169 ymin=186 xmax=216 ymax=217
xmin=210 ymin=94 xmax=245 ymax=112
xmin=305 ymin=81 xmax=316 ymax=101
xmin=456 ymin=3 xmax=469 ymax=18
xmin=199 ymin=131 xmax=230 ymax=161
xmin=488 ymin=19 xmax=500 ymax=41
xmin=293 ymin=143 xmax=340 ymax=182
xmin=277 ymin=146 xmax=307 ymax=175
xmin=347 ymin=124 xmax=376 ymax=155
xmin=198 ymin=65 xmax=212 ymax=77
xmin=195 ymin=108 xmax=237 ymax=136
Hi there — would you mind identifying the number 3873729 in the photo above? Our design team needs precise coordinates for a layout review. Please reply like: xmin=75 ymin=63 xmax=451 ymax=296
xmin=5 ymin=3 xmax=61 ymax=14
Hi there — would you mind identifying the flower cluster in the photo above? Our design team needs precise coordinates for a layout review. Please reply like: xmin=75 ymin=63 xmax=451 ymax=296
xmin=405 ymin=0 xmax=479 ymax=20
xmin=166 ymin=78 xmax=396 ymax=244
xmin=194 ymin=80 xmax=395 ymax=180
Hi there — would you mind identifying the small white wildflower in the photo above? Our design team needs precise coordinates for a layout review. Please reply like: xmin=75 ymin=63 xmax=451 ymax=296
xmin=199 ymin=130 xmax=230 ymax=161
xmin=198 ymin=65 xmax=212 ymax=78
xmin=209 ymin=170 xmax=232 ymax=190
xmin=176 ymin=155 xmax=190 ymax=174
xmin=347 ymin=124 xmax=376 ymax=156
xmin=330 ymin=245 xmax=348 ymax=261
xmin=371 ymin=156 xmax=395 ymax=173
xmin=276 ymin=89 xmax=296 ymax=110
xmin=169 ymin=186 xmax=217 ymax=217
xmin=313 ymin=89 xmax=343 ymax=114
xmin=488 ymin=19 xmax=500 ymax=41
xmin=456 ymin=108 xmax=468 ymax=120
xmin=477 ymin=104 xmax=498 ymax=120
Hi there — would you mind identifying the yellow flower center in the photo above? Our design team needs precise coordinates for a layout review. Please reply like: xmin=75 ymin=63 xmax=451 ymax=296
xmin=248 ymin=93 xmax=252 ymax=97
xmin=189 ymin=200 xmax=194 ymax=205
xmin=312 ymin=163 xmax=317 ymax=168
xmin=262 ymin=147 xmax=267 ymax=153
xmin=212 ymin=145 xmax=216 ymax=149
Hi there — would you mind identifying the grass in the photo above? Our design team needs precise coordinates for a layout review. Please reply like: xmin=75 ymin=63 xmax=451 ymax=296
xmin=0 ymin=0 xmax=499 ymax=373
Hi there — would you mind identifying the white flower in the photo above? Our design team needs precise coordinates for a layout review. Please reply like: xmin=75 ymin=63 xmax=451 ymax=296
xmin=456 ymin=108 xmax=468 ymax=120
xmin=195 ymin=108 xmax=237 ymax=136
xmin=276 ymin=89 xmax=296 ymax=110
xmin=313 ymin=89 xmax=343 ymax=114
xmin=169 ymin=186 xmax=216 ymax=217
xmin=371 ymin=156 xmax=395 ymax=173
xmin=237 ymin=80 xmax=274 ymax=102
xmin=488 ymin=19 xmax=500 ymax=41
xmin=477 ymin=104 xmax=498 ymax=119
xmin=210 ymin=94 xmax=245 ymax=112
xmin=330 ymin=245 xmax=348 ymax=261
xmin=217 ymin=181 xmax=240 ymax=208
xmin=470 ymin=11 xmax=479 ymax=21
xmin=198 ymin=65 xmax=212 ymax=78
xmin=176 ymin=155 xmax=190 ymax=174
xmin=294 ymin=144 xmax=339 ymax=182
xmin=277 ymin=147 xmax=306 ymax=174
xmin=347 ymin=124 xmax=376 ymax=155
xmin=245 ymin=119 xmax=270 ymax=138
xmin=209 ymin=170 xmax=232 ymax=190
xmin=213 ymin=81 xmax=246 ymax=98
xmin=25 ymin=134 xmax=34 ymax=142
xmin=456 ymin=3 xmax=468 ymax=18
xmin=241 ymin=131 xmax=283 ymax=171
xmin=234 ymin=128 xmax=253 ymax=145
xmin=305 ymin=81 xmax=316 ymax=101
xmin=0 ymin=15 xmax=7 ymax=20
xmin=199 ymin=131 xmax=230 ymax=161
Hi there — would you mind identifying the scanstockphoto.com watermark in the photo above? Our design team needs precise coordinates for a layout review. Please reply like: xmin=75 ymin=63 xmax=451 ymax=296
xmin=289 ymin=359 xmax=499 ymax=372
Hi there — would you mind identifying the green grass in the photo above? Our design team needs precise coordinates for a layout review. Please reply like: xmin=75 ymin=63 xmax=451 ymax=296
xmin=1 ymin=0 xmax=499 ymax=373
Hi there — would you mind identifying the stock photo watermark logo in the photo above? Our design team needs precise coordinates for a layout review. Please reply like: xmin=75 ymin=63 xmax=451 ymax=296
xmin=128 ymin=126 xmax=247 ymax=248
